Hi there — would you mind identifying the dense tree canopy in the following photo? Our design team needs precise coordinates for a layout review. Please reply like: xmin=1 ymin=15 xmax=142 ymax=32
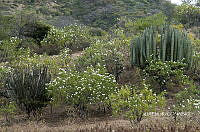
xmin=175 ymin=3 xmax=200 ymax=27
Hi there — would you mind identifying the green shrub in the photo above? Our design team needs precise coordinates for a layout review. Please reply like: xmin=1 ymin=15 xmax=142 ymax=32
xmin=144 ymin=60 xmax=189 ymax=95
xmin=63 ymin=25 xmax=91 ymax=50
xmin=124 ymin=13 xmax=166 ymax=33
xmin=76 ymin=38 xmax=129 ymax=81
xmin=20 ymin=21 xmax=51 ymax=44
xmin=109 ymin=83 xmax=166 ymax=125
xmin=41 ymin=25 xmax=91 ymax=55
xmin=5 ymin=66 xmax=51 ymax=117
xmin=170 ymin=82 xmax=200 ymax=121
xmin=175 ymin=4 xmax=200 ymax=27
xmin=37 ymin=27 xmax=63 ymax=55
xmin=0 ymin=37 xmax=29 ymax=62
xmin=0 ymin=98 xmax=16 ymax=123
xmin=10 ymin=48 xmax=71 ymax=79
xmin=0 ymin=65 xmax=12 ymax=98
xmin=88 ymin=28 xmax=107 ymax=37
xmin=0 ymin=14 xmax=14 ymax=41
xmin=192 ymin=52 xmax=200 ymax=74
xmin=48 ymin=66 xmax=118 ymax=114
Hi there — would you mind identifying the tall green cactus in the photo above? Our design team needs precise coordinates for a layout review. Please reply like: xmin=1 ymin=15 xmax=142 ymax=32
xmin=131 ymin=27 xmax=157 ymax=68
xmin=131 ymin=26 xmax=193 ymax=68
xmin=159 ymin=26 xmax=193 ymax=67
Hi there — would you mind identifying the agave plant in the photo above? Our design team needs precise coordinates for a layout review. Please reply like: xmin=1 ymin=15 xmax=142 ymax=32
xmin=5 ymin=66 xmax=51 ymax=117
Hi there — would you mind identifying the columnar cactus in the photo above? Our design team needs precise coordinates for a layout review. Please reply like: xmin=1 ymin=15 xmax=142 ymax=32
xmin=160 ymin=26 xmax=193 ymax=67
xmin=131 ymin=26 xmax=193 ymax=68
xmin=131 ymin=27 xmax=157 ymax=68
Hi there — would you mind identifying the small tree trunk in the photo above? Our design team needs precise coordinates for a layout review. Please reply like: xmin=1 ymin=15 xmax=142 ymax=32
xmin=5 ymin=113 xmax=9 ymax=123
xmin=50 ymin=104 xmax=53 ymax=114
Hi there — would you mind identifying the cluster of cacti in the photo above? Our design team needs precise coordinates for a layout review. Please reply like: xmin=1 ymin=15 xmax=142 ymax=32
xmin=160 ymin=26 xmax=193 ymax=67
xmin=131 ymin=26 xmax=193 ymax=68
xmin=5 ymin=66 xmax=51 ymax=116
xmin=131 ymin=27 xmax=157 ymax=68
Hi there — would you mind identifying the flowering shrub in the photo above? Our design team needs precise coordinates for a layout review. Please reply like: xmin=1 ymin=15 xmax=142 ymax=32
xmin=48 ymin=66 xmax=118 ymax=112
xmin=109 ymin=83 xmax=166 ymax=125
xmin=76 ymin=38 xmax=129 ymax=81
xmin=63 ymin=25 xmax=91 ymax=50
xmin=10 ymin=48 xmax=72 ymax=78
xmin=170 ymin=82 xmax=200 ymax=121
xmin=144 ymin=60 xmax=188 ymax=94
xmin=0 ymin=37 xmax=29 ymax=62
xmin=40 ymin=25 xmax=92 ymax=54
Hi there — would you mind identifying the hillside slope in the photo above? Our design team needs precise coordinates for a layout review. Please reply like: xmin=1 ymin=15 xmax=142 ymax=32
xmin=0 ymin=0 xmax=175 ymax=29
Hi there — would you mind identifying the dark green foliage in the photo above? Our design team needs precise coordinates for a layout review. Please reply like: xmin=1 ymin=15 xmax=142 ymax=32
xmin=21 ymin=21 xmax=51 ymax=44
xmin=5 ymin=67 xmax=51 ymax=116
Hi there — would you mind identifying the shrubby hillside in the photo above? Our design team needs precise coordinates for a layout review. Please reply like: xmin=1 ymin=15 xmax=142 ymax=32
xmin=0 ymin=0 xmax=200 ymax=131
xmin=0 ymin=0 xmax=174 ymax=29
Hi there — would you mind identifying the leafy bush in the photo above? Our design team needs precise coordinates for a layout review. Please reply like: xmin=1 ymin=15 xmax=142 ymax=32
xmin=88 ymin=28 xmax=107 ymax=37
xmin=0 ymin=37 xmax=29 ymax=63
xmin=39 ymin=27 xmax=65 ymax=55
xmin=124 ymin=13 xmax=166 ymax=33
xmin=170 ymin=82 xmax=200 ymax=121
xmin=40 ymin=25 xmax=92 ymax=55
xmin=0 ymin=14 xmax=14 ymax=41
xmin=63 ymin=25 xmax=91 ymax=50
xmin=5 ymin=67 xmax=51 ymax=117
xmin=175 ymin=4 xmax=200 ymax=27
xmin=48 ymin=66 xmax=118 ymax=113
xmin=109 ymin=83 xmax=166 ymax=125
xmin=192 ymin=52 xmax=200 ymax=74
xmin=76 ymin=38 xmax=129 ymax=81
xmin=10 ymin=48 xmax=71 ymax=78
xmin=144 ymin=60 xmax=188 ymax=95
xmin=0 ymin=98 xmax=16 ymax=122
xmin=0 ymin=65 xmax=12 ymax=98
xmin=20 ymin=21 xmax=51 ymax=44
